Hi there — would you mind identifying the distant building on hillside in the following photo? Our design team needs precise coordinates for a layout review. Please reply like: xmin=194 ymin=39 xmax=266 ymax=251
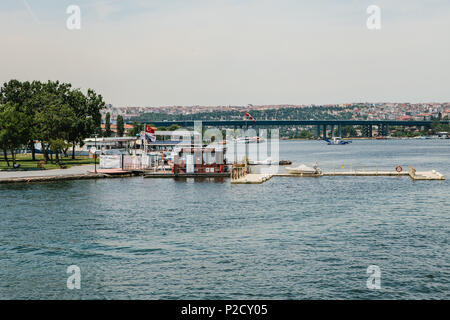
xmin=100 ymin=123 xmax=134 ymax=136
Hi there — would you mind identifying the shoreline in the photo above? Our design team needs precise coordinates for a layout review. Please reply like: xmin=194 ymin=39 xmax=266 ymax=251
xmin=0 ymin=164 xmax=138 ymax=184
xmin=285 ymin=137 xmax=450 ymax=141
xmin=0 ymin=172 xmax=138 ymax=184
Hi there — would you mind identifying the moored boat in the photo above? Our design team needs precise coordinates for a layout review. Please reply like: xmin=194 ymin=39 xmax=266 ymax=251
xmin=285 ymin=164 xmax=322 ymax=176
xmin=324 ymin=137 xmax=352 ymax=145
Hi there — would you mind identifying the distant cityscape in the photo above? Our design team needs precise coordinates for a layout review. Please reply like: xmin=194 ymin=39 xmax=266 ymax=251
xmin=102 ymin=102 xmax=450 ymax=123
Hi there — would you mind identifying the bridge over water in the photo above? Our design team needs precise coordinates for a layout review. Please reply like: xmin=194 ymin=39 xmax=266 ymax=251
xmin=146 ymin=120 xmax=449 ymax=138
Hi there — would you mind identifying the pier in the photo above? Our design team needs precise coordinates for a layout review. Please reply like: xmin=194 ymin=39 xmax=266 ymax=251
xmin=231 ymin=173 xmax=273 ymax=184
xmin=274 ymin=166 xmax=445 ymax=181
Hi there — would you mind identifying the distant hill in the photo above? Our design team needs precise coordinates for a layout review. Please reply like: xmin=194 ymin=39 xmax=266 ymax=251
xmin=131 ymin=106 xmax=354 ymax=123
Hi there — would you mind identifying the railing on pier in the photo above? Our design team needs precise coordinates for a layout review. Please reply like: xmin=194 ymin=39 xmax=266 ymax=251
xmin=231 ymin=164 xmax=247 ymax=181
xmin=323 ymin=163 xmax=408 ymax=176
xmin=122 ymin=155 xmax=151 ymax=171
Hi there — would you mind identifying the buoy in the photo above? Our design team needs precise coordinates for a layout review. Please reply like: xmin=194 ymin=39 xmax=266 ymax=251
xmin=396 ymin=165 xmax=403 ymax=173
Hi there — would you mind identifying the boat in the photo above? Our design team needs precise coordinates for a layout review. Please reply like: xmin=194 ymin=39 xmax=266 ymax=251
xmin=234 ymin=137 xmax=265 ymax=144
xmin=324 ymin=137 xmax=352 ymax=145
xmin=248 ymin=158 xmax=292 ymax=165
xmin=248 ymin=157 xmax=279 ymax=165
xmin=285 ymin=164 xmax=322 ymax=175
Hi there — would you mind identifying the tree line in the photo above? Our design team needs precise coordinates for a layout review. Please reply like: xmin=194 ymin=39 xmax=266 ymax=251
xmin=0 ymin=80 xmax=105 ymax=166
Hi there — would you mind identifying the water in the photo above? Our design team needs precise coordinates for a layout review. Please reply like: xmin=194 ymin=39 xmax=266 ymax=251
xmin=0 ymin=140 xmax=449 ymax=299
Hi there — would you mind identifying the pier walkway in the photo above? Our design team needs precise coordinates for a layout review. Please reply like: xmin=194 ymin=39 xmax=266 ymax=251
xmin=0 ymin=165 xmax=100 ymax=183
xmin=231 ymin=173 xmax=273 ymax=184
xmin=274 ymin=168 xmax=445 ymax=180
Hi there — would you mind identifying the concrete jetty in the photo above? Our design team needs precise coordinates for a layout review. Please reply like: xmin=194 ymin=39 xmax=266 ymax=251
xmin=231 ymin=173 xmax=273 ymax=184
xmin=0 ymin=165 xmax=136 ymax=184
xmin=274 ymin=167 xmax=445 ymax=181
xmin=408 ymin=167 xmax=445 ymax=180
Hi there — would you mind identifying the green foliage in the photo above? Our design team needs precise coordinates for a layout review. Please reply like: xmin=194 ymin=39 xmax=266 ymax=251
xmin=167 ymin=124 xmax=181 ymax=131
xmin=0 ymin=79 xmax=105 ymax=162
xmin=0 ymin=103 xmax=31 ymax=164
xmin=290 ymin=130 xmax=313 ymax=139
xmin=129 ymin=122 xmax=144 ymax=137
xmin=341 ymin=126 xmax=358 ymax=137
xmin=116 ymin=115 xmax=124 ymax=137
xmin=430 ymin=119 xmax=450 ymax=133
xmin=104 ymin=112 xmax=112 ymax=137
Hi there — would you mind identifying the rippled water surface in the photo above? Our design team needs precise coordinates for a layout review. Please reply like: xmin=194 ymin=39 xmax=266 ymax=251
xmin=0 ymin=140 xmax=449 ymax=299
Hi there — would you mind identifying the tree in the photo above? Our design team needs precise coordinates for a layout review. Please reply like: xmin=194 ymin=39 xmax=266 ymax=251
xmin=0 ymin=79 xmax=106 ymax=163
xmin=34 ymin=92 xmax=76 ymax=162
xmin=341 ymin=126 xmax=357 ymax=137
xmin=297 ymin=130 xmax=312 ymax=139
xmin=129 ymin=122 xmax=144 ymax=137
xmin=431 ymin=119 xmax=442 ymax=134
xmin=116 ymin=115 xmax=124 ymax=137
xmin=85 ymin=89 xmax=105 ymax=137
xmin=104 ymin=112 xmax=112 ymax=137
xmin=167 ymin=124 xmax=181 ymax=131
xmin=0 ymin=103 xmax=31 ymax=166
xmin=37 ymin=82 xmax=104 ymax=160
xmin=0 ymin=80 xmax=39 ymax=160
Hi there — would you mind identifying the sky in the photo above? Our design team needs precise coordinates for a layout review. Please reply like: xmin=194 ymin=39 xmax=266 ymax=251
xmin=0 ymin=0 xmax=449 ymax=107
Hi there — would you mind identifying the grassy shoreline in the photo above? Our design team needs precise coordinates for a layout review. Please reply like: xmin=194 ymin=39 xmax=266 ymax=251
xmin=0 ymin=154 xmax=95 ymax=171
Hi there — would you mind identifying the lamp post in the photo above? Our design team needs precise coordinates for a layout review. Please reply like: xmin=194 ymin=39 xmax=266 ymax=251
xmin=94 ymin=134 xmax=98 ymax=173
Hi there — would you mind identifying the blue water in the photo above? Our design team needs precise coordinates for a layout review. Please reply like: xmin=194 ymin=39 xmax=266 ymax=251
xmin=0 ymin=140 xmax=449 ymax=299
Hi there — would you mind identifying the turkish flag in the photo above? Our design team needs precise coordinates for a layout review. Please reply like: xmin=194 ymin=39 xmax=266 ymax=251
xmin=145 ymin=125 xmax=155 ymax=134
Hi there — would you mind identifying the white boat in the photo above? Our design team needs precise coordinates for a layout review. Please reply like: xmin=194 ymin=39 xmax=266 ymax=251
xmin=248 ymin=157 xmax=279 ymax=165
xmin=234 ymin=137 xmax=265 ymax=143
xmin=285 ymin=164 xmax=321 ymax=175
xmin=324 ymin=137 xmax=351 ymax=145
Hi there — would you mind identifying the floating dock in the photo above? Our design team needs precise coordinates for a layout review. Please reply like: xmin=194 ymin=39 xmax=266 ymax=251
xmin=275 ymin=171 xmax=409 ymax=177
xmin=231 ymin=173 xmax=273 ymax=184
xmin=273 ymin=167 xmax=445 ymax=181
xmin=408 ymin=167 xmax=445 ymax=180
xmin=141 ymin=166 xmax=445 ymax=184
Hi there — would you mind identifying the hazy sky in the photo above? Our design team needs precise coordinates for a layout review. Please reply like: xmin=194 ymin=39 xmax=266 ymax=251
xmin=0 ymin=0 xmax=449 ymax=106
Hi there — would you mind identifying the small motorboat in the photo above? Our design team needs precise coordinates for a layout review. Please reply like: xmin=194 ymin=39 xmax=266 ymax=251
xmin=285 ymin=164 xmax=322 ymax=176
xmin=324 ymin=137 xmax=352 ymax=145
xmin=248 ymin=157 xmax=279 ymax=165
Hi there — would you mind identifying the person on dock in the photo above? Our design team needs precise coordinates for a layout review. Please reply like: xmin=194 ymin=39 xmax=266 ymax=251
xmin=313 ymin=162 xmax=323 ymax=175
